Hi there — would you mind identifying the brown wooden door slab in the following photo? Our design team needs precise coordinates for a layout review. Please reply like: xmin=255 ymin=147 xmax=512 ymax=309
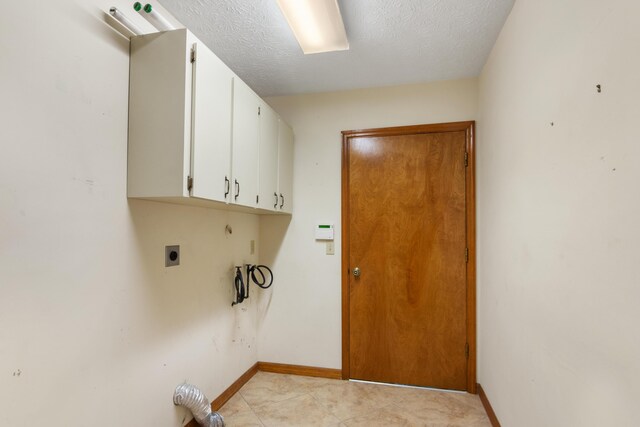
xmin=341 ymin=122 xmax=476 ymax=392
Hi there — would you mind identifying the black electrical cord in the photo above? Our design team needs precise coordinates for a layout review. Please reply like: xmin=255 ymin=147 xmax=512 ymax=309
xmin=232 ymin=264 xmax=274 ymax=306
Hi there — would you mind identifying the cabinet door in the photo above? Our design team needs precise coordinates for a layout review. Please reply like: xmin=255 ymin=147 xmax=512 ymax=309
xmin=277 ymin=119 xmax=294 ymax=214
xmin=190 ymin=41 xmax=233 ymax=202
xmin=257 ymin=102 xmax=279 ymax=211
xmin=191 ymin=43 xmax=233 ymax=202
xmin=231 ymin=78 xmax=260 ymax=207
xmin=128 ymin=30 xmax=191 ymax=198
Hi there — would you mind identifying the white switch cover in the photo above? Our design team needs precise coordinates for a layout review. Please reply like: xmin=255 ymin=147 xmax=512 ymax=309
xmin=326 ymin=241 xmax=335 ymax=255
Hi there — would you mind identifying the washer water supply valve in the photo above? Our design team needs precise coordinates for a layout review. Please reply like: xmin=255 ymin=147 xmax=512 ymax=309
xmin=232 ymin=264 xmax=274 ymax=306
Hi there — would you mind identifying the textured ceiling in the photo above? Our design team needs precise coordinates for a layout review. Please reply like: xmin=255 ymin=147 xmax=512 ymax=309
xmin=158 ymin=0 xmax=515 ymax=97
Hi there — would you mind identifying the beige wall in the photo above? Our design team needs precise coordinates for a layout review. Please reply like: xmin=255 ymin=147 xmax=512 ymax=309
xmin=0 ymin=1 xmax=259 ymax=425
xmin=259 ymin=80 xmax=478 ymax=368
xmin=477 ymin=0 xmax=640 ymax=425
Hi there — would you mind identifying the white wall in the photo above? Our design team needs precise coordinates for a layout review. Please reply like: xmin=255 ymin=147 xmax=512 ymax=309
xmin=477 ymin=0 xmax=640 ymax=426
xmin=259 ymin=80 xmax=478 ymax=368
xmin=0 ymin=1 xmax=259 ymax=426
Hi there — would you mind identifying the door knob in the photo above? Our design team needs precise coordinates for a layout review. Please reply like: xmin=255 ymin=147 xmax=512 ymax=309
xmin=353 ymin=267 xmax=361 ymax=277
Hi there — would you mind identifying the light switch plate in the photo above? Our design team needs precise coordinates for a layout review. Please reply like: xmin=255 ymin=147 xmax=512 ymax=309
xmin=326 ymin=241 xmax=335 ymax=255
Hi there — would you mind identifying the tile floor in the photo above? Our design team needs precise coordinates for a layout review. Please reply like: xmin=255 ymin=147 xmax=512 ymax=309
xmin=218 ymin=372 xmax=491 ymax=426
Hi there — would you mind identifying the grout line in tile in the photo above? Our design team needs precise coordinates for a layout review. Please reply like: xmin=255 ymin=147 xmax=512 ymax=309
xmin=239 ymin=391 xmax=267 ymax=427
xmin=247 ymin=391 xmax=312 ymax=425
xmin=308 ymin=392 xmax=347 ymax=422
xmin=337 ymin=402 xmax=396 ymax=424
xmin=239 ymin=384 xmax=305 ymax=408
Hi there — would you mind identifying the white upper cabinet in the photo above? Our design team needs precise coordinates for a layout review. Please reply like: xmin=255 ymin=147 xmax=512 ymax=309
xmin=128 ymin=29 xmax=232 ymax=205
xmin=231 ymin=78 xmax=260 ymax=208
xmin=277 ymin=119 xmax=294 ymax=214
xmin=127 ymin=29 xmax=293 ymax=215
xmin=128 ymin=29 xmax=193 ymax=200
xmin=257 ymin=101 xmax=279 ymax=211
xmin=190 ymin=41 xmax=233 ymax=203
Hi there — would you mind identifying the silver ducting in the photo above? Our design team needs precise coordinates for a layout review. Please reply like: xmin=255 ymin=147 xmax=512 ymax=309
xmin=173 ymin=384 xmax=225 ymax=427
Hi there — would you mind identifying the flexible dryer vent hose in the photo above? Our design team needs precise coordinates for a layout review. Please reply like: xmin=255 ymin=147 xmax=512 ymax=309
xmin=173 ymin=384 xmax=225 ymax=427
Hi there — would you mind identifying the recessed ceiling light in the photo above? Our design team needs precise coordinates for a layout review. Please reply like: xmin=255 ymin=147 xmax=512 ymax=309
xmin=276 ymin=0 xmax=349 ymax=55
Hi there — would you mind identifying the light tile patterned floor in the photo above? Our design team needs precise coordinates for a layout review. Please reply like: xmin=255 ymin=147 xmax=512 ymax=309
xmin=218 ymin=372 xmax=491 ymax=426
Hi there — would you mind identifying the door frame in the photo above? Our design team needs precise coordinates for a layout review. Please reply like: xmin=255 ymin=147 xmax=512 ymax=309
xmin=341 ymin=121 xmax=477 ymax=393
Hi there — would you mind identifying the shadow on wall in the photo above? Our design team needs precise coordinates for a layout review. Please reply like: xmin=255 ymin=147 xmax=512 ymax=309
xmin=257 ymin=215 xmax=292 ymax=322
xmin=69 ymin=2 xmax=131 ymax=53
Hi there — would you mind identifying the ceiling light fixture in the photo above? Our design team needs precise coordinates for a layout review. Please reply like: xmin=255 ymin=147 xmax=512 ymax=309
xmin=276 ymin=0 xmax=349 ymax=55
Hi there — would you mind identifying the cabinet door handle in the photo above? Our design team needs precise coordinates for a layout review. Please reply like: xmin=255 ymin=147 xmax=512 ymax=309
xmin=274 ymin=192 xmax=278 ymax=209
xmin=224 ymin=176 xmax=230 ymax=198
xmin=235 ymin=180 xmax=240 ymax=200
xmin=280 ymin=193 xmax=284 ymax=209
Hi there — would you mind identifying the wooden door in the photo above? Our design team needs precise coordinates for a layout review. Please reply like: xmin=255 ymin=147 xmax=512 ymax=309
xmin=341 ymin=122 xmax=476 ymax=392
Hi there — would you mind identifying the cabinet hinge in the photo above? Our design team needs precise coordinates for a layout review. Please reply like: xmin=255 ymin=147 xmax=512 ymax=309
xmin=464 ymin=152 xmax=469 ymax=167
xmin=187 ymin=176 xmax=193 ymax=192
xmin=465 ymin=247 xmax=469 ymax=263
xmin=258 ymin=106 xmax=261 ymax=116
xmin=465 ymin=343 xmax=469 ymax=358
xmin=190 ymin=47 xmax=196 ymax=63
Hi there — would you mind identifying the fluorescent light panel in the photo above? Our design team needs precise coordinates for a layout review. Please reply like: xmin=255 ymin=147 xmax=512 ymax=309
xmin=276 ymin=0 xmax=349 ymax=54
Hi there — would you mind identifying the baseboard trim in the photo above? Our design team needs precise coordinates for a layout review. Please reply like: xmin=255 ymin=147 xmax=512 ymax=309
xmin=477 ymin=383 xmax=501 ymax=427
xmin=185 ymin=362 xmax=259 ymax=427
xmin=184 ymin=362 xmax=341 ymax=426
xmin=212 ymin=363 xmax=259 ymax=410
xmin=257 ymin=362 xmax=342 ymax=379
